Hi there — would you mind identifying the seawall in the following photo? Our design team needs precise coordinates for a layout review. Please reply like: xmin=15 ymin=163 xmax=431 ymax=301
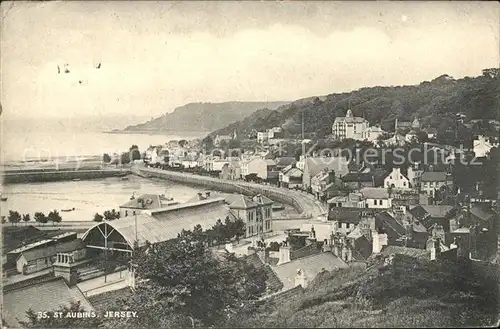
xmin=136 ymin=167 xmax=308 ymax=215
xmin=1 ymin=169 xmax=130 ymax=184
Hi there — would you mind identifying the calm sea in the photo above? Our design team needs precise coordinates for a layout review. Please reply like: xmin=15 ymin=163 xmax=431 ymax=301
xmin=1 ymin=175 xmax=202 ymax=222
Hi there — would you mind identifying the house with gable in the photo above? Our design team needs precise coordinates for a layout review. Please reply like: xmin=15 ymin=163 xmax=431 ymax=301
xmin=302 ymin=156 xmax=349 ymax=190
xmin=383 ymin=167 xmax=411 ymax=189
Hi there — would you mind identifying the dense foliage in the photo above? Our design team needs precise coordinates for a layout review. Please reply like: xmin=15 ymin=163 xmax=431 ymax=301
xmin=227 ymin=257 xmax=500 ymax=328
xmin=211 ymin=69 xmax=500 ymax=141
xmin=104 ymin=226 xmax=267 ymax=328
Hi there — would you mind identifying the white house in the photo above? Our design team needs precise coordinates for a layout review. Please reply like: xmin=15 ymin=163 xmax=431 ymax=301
xmin=384 ymin=168 xmax=411 ymax=189
xmin=361 ymin=125 xmax=385 ymax=143
xmin=332 ymin=109 xmax=369 ymax=140
xmin=279 ymin=166 xmax=303 ymax=189
xmin=405 ymin=129 xmax=419 ymax=143
xmin=473 ymin=135 xmax=499 ymax=158
xmin=407 ymin=163 xmax=424 ymax=188
xmin=241 ymin=158 xmax=269 ymax=179
xmin=420 ymin=171 xmax=450 ymax=197
xmin=360 ymin=187 xmax=392 ymax=209
xmin=257 ymin=127 xmax=282 ymax=144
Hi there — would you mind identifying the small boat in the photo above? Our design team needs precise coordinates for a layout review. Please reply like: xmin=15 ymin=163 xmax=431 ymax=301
xmin=61 ymin=207 xmax=76 ymax=212
xmin=121 ymin=176 xmax=129 ymax=181
xmin=0 ymin=193 xmax=7 ymax=201
xmin=72 ymin=178 xmax=81 ymax=182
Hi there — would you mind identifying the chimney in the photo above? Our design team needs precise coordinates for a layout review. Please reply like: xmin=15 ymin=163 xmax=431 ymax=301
xmin=294 ymin=269 xmax=309 ymax=288
xmin=373 ymin=231 xmax=388 ymax=254
xmin=404 ymin=224 xmax=413 ymax=246
xmin=328 ymin=170 xmax=336 ymax=183
xmin=277 ymin=246 xmax=291 ymax=265
xmin=53 ymin=253 xmax=78 ymax=286
xmin=430 ymin=238 xmax=441 ymax=261
xmin=257 ymin=248 xmax=270 ymax=264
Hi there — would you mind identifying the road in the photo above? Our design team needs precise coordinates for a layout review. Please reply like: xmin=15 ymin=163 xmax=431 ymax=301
xmin=136 ymin=165 xmax=327 ymax=219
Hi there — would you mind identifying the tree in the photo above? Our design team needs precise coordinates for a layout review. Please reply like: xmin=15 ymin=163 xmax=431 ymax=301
xmin=178 ymin=139 xmax=188 ymax=148
xmin=129 ymin=145 xmax=141 ymax=161
xmin=20 ymin=300 xmax=102 ymax=329
xmin=103 ymin=209 xmax=120 ymax=221
xmin=112 ymin=229 xmax=268 ymax=329
xmin=120 ymin=152 xmax=132 ymax=165
xmin=34 ymin=212 xmax=48 ymax=224
xmin=22 ymin=214 xmax=31 ymax=223
xmin=47 ymin=210 xmax=62 ymax=223
xmin=93 ymin=213 xmax=104 ymax=222
xmin=7 ymin=211 xmax=21 ymax=225
xmin=103 ymin=153 xmax=112 ymax=163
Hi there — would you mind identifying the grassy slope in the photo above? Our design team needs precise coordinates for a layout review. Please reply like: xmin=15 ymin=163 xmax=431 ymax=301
xmin=229 ymin=256 xmax=500 ymax=328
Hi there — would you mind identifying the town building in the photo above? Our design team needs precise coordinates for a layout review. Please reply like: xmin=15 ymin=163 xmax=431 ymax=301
xmin=360 ymin=187 xmax=392 ymax=209
xmin=331 ymin=110 xmax=369 ymax=140
xmin=16 ymin=239 xmax=86 ymax=275
xmin=257 ymin=127 xmax=283 ymax=144
xmin=405 ymin=129 xmax=419 ymax=143
xmin=473 ymin=135 xmax=499 ymax=158
xmin=310 ymin=169 xmax=340 ymax=201
xmin=375 ymin=211 xmax=429 ymax=249
xmin=384 ymin=167 xmax=411 ymax=189
xmin=302 ymin=156 xmax=349 ymax=190
xmin=341 ymin=172 xmax=376 ymax=189
xmin=279 ymin=165 xmax=303 ymax=189
xmin=3 ymin=275 xmax=95 ymax=328
xmin=83 ymin=197 xmax=240 ymax=252
xmin=220 ymin=161 xmax=242 ymax=180
xmin=406 ymin=162 xmax=424 ymax=189
xmin=240 ymin=157 xmax=276 ymax=180
xmin=361 ymin=125 xmax=385 ymax=143
xmin=119 ymin=194 xmax=177 ymax=218
xmin=214 ymin=132 xmax=235 ymax=146
xmin=420 ymin=171 xmax=452 ymax=197
xmin=423 ymin=127 xmax=438 ymax=139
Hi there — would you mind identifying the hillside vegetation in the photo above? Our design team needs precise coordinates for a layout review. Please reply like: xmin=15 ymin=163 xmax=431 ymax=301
xmin=227 ymin=256 xmax=500 ymax=328
xmin=123 ymin=101 xmax=289 ymax=133
xmin=211 ymin=69 xmax=500 ymax=140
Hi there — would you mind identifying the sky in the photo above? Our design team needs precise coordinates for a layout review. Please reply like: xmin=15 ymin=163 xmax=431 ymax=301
xmin=1 ymin=1 xmax=499 ymax=120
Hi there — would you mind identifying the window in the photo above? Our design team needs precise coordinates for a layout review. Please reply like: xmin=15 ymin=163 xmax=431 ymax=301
xmin=133 ymin=211 xmax=136 ymax=216
xmin=374 ymin=200 xmax=377 ymax=206
xmin=403 ymin=182 xmax=406 ymax=186
xmin=346 ymin=223 xmax=350 ymax=229
xmin=125 ymin=210 xmax=128 ymax=216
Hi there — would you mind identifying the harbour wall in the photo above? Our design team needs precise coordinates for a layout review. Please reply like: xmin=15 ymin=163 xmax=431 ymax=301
xmin=136 ymin=167 xmax=307 ymax=215
xmin=1 ymin=169 xmax=130 ymax=184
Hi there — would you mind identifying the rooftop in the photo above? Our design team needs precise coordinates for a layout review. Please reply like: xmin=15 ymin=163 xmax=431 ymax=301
xmin=360 ymin=187 xmax=390 ymax=199
xmin=272 ymin=252 xmax=349 ymax=291
xmin=120 ymin=194 xmax=162 ymax=209
xmin=7 ymin=239 xmax=54 ymax=254
xmin=82 ymin=198 xmax=237 ymax=248
xmin=379 ymin=245 xmax=430 ymax=260
xmin=3 ymin=277 xmax=94 ymax=327
xmin=304 ymin=157 xmax=349 ymax=178
xmin=421 ymin=205 xmax=454 ymax=218
xmin=341 ymin=172 xmax=374 ymax=183
xmin=421 ymin=171 xmax=448 ymax=182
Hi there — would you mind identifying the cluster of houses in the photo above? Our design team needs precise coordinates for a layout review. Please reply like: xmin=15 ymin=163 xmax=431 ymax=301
xmin=332 ymin=109 xmax=441 ymax=146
